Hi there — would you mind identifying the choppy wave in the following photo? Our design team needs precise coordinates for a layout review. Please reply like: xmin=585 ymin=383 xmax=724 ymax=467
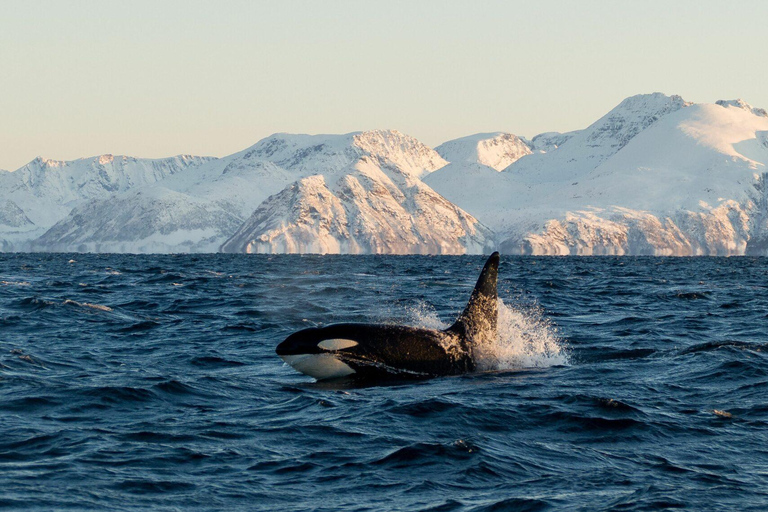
xmin=63 ymin=299 xmax=113 ymax=312
xmin=0 ymin=253 xmax=766 ymax=511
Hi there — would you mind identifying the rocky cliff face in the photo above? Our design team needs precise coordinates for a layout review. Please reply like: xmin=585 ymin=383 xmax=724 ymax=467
xmin=500 ymin=203 xmax=750 ymax=256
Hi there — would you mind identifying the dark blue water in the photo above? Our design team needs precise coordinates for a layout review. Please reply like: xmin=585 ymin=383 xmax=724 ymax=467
xmin=1 ymin=254 xmax=768 ymax=511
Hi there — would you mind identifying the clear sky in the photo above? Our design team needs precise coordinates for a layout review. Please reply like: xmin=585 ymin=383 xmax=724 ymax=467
xmin=1 ymin=0 xmax=767 ymax=171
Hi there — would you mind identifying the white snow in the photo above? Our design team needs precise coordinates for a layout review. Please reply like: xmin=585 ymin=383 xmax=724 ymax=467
xmin=37 ymin=130 xmax=488 ymax=254
xmin=6 ymin=94 xmax=768 ymax=255
xmin=435 ymin=133 xmax=532 ymax=171
xmin=427 ymin=93 xmax=768 ymax=255
xmin=0 ymin=154 xmax=212 ymax=250
xmin=219 ymin=143 xmax=492 ymax=254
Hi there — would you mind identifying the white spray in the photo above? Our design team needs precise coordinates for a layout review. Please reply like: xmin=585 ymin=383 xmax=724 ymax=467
xmin=406 ymin=299 xmax=568 ymax=371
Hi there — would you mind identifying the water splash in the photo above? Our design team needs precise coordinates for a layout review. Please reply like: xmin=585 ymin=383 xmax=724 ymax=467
xmin=406 ymin=299 xmax=568 ymax=370
xmin=477 ymin=299 xmax=569 ymax=370
xmin=403 ymin=301 xmax=447 ymax=331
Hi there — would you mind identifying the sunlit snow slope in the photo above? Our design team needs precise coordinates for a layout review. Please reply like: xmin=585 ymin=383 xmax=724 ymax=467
xmin=0 ymin=155 xmax=212 ymax=250
xmin=36 ymin=130 xmax=492 ymax=254
xmin=426 ymin=94 xmax=768 ymax=255
xmin=5 ymin=94 xmax=768 ymax=255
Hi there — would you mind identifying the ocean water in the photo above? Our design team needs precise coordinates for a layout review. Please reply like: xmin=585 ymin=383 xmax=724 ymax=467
xmin=1 ymin=254 xmax=767 ymax=511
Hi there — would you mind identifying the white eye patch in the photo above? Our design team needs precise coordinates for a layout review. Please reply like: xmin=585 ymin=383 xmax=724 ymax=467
xmin=317 ymin=339 xmax=359 ymax=351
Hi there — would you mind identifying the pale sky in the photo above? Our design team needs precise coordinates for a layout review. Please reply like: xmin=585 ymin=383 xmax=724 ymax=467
xmin=1 ymin=0 xmax=767 ymax=171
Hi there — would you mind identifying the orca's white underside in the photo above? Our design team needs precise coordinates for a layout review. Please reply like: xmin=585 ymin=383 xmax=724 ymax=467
xmin=280 ymin=353 xmax=356 ymax=380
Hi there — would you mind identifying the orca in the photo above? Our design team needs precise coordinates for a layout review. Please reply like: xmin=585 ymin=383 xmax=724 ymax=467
xmin=276 ymin=252 xmax=500 ymax=381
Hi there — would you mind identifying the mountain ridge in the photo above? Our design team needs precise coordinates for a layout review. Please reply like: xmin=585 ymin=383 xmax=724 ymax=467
xmin=4 ymin=94 xmax=768 ymax=255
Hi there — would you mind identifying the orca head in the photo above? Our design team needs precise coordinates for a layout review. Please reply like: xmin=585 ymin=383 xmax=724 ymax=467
xmin=276 ymin=327 xmax=360 ymax=380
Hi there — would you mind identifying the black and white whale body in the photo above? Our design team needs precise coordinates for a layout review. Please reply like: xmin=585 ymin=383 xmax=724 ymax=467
xmin=276 ymin=252 xmax=499 ymax=381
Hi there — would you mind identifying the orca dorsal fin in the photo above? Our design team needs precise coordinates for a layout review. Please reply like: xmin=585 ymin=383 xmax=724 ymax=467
xmin=447 ymin=252 xmax=499 ymax=343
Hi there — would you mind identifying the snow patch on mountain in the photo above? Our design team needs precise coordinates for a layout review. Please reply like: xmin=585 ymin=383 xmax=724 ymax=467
xmin=435 ymin=133 xmax=532 ymax=171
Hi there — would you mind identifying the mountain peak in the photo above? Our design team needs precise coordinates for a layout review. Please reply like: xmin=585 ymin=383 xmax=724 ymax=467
xmin=615 ymin=92 xmax=692 ymax=110
xmin=436 ymin=132 xmax=532 ymax=171
xmin=352 ymin=130 xmax=447 ymax=178
xmin=716 ymin=99 xmax=768 ymax=117
xmin=580 ymin=92 xmax=691 ymax=152
xmin=28 ymin=156 xmax=66 ymax=170
xmin=244 ymin=130 xmax=446 ymax=179
xmin=501 ymin=92 xmax=692 ymax=179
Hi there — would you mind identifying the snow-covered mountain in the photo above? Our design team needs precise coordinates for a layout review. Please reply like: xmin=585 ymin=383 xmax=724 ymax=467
xmin=37 ymin=130 xmax=492 ymax=254
xmin=427 ymin=93 xmax=768 ymax=255
xmin=220 ymin=157 xmax=492 ymax=254
xmin=34 ymin=188 xmax=244 ymax=253
xmin=0 ymin=154 xmax=212 ymax=250
xmin=504 ymin=93 xmax=692 ymax=183
xmin=425 ymin=94 xmax=694 ymax=231
xmin=218 ymin=131 xmax=491 ymax=254
xmin=33 ymin=149 xmax=294 ymax=252
xmin=435 ymin=133 xmax=532 ymax=172
xmin=6 ymin=93 xmax=768 ymax=255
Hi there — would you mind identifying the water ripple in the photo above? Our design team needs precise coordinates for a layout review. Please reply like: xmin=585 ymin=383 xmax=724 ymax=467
xmin=0 ymin=253 xmax=767 ymax=510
